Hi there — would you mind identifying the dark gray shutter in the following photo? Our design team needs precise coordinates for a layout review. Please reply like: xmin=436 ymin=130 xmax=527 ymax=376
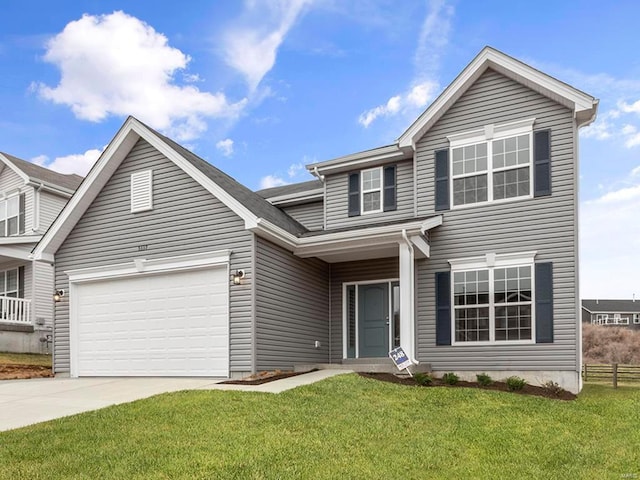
xmin=435 ymin=149 xmax=449 ymax=211
xmin=18 ymin=193 xmax=25 ymax=234
xmin=18 ymin=266 xmax=25 ymax=299
xmin=534 ymin=130 xmax=551 ymax=197
xmin=348 ymin=172 xmax=360 ymax=217
xmin=383 ymin=165 xmax=397 ymax=212
xmin=435 ymin=271 xmax=451 ymax=345
xmin=535 ymin=262 xmax=553 ymax=343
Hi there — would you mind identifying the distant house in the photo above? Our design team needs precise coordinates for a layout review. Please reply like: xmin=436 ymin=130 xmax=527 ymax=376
xmin=582 ymin=299 xmax=640 ymax=331
xmin=32 ymin=47 xmax=598 ymax=393
xmin=0 ymin=153 xmax=82 ymax=353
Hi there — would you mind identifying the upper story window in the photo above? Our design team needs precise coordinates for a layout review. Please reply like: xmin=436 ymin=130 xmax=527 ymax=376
xmin=131 ymin=170 xmax=153 ymax=213
xmin=348 ymin=165 xmax=396 ymax=217
xmin=0 ymin=194 xmax=25 ymax=237
xmin=449 ymin=119 xmax=534 ymax=208
xmin=434 ymin=118 xmax=551 ymax=212
xmin=361 ymin=167 xmax=382 ymax=213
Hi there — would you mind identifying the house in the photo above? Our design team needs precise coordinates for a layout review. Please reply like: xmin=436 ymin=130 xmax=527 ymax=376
xmin=582 ymin=299 xmax=640 ymax=330
xmin=32 ymin=47 xmax=597 ymax=393
xmin=0 ymin=153 xmax=82 ymax=353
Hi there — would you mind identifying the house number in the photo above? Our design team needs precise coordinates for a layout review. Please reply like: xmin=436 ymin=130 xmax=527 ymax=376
xmin=137 ymin=245 xmax=148 ymax=251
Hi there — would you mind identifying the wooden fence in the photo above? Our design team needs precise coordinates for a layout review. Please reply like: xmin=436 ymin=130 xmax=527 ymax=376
xmin=583 ymin=364 xmax=640 ymax=388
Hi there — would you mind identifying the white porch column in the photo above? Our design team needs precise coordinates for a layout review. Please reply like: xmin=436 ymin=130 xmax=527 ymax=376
xmin=399 ymin=238 xmax=417 ymax=362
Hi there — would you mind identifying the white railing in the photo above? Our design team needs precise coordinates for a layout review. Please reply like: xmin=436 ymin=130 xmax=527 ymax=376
xmin=0 ymin=296 xmax=31 ymax=324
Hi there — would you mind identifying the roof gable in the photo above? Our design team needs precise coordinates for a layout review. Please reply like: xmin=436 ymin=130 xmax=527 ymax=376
xmin=398 ymin=46 xmax=597 ymax=149
xmin=0 ymin=152 xmax=83 ymax=194
xmin=33 ymin=117 xmax=306 ymax=261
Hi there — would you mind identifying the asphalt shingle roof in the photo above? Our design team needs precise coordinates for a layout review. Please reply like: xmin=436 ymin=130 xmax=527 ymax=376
xmin=1 ymin=152 xmax=83 ymax=191
xmin=582 ymin=299 xmax=640 ymax=313
xmin=256 ymin=180 xmax=323 ymax=199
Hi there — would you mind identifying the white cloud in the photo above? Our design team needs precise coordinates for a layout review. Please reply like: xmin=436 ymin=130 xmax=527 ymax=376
xmin=222 ymin=0 xmax=312 ymax=92
xmin=35 ymin=11 xmax=246 ymax=141
xmin=32 ymin=148 xmax=102 ymax=176
xmin=358 ymin=81 xmax=438 ymax=128
xmin=259 ymin=174 xmax=288 ymax=189
xmin=357 ymin=0 xmax=452 ymax=128
xmin=287 ymin=162 xmax=304 ymax=178
xmin=581 ymin=169 xmax=640 ymax=298
xmin=215 ymin=138 xmax=234 ymax=157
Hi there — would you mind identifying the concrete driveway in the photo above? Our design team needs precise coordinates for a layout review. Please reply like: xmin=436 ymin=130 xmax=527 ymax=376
xmin=0 ymin=370 xmax=348 ymax=432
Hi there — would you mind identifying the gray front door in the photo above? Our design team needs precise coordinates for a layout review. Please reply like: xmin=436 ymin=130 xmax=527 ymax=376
xmin=358 ymin=283 xmax=389 ymax=357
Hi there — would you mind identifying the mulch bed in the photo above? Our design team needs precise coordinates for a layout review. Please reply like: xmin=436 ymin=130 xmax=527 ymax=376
xmin=359 ymin=372 xmax=576 ymax=400
xmin=220 ymin=369 xmax=314 ymax=385
xmin=0 ymin=364 xmax=53 ymax=380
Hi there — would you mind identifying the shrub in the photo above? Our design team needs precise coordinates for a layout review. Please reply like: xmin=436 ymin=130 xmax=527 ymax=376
xmin=541 ymin=380 xmax=565 ymax=397
xmin=414 ymin=372 xmax=433 ymax=386
xmin=506 ymin=376 xmax=527 ymax=391
xmin=476 ymin=373 xmax=493 ymax=386
xmin=442 ymin=372 xmax=459 ymax=385
xmin=582 ymin=324 xmax=640 ymax=364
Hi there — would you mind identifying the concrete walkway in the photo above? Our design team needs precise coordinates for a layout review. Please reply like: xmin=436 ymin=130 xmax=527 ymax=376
xmin=0 ymin=369 xmax=350 ymax=432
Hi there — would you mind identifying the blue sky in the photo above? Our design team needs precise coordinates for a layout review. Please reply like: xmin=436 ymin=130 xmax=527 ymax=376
xmin=0 ymin=1 xmax=638 ymax=298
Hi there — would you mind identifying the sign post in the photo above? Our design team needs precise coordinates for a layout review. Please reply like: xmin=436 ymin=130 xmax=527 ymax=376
xmin=389 ymin=346 xmax=413 ymax=377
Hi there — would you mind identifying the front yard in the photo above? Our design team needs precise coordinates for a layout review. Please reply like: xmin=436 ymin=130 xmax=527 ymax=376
xmin=0 ymin=352 xmax=51 ymax=380
xmin=0 ymin=374 xmax=638 ymax=479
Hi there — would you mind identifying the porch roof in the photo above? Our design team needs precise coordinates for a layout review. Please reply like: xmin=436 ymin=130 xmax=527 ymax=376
xmin=293 ymin=216 xmax=442 ymax=263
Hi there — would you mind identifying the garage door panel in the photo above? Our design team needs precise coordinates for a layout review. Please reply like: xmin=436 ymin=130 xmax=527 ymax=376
xmin=74 ymin=267 xmax=229 ymax=377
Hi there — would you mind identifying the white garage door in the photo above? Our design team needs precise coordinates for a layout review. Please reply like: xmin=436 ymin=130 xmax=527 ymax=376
xmin=74 ymin=267 xmax=228 ymax=377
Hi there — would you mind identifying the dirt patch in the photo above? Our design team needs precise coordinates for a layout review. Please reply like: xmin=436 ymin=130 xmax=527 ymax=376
xmin=359 ymin=372 xmax=576 ymax=401
xmin=220 ymin=370 xmax=315 ymax=385
xmin=0 ymin=364 xmax=53 ymax=380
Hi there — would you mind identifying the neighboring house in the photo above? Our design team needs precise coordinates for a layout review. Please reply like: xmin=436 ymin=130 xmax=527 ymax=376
xmin=32 ymin=47 xmax=597 ymax=393
xmin=582 ymin=299 xmax=640 ymax=331
xmin=0 ymin=153 xmax=82 ymax=353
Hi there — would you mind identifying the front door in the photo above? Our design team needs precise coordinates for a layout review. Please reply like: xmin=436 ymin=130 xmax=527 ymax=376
xmin=358 ymin=283 xmax=389 ymax=357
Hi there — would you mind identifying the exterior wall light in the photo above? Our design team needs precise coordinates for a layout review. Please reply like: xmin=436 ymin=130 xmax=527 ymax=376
xmin=231 ymin=270 xmax=245 ymax=285
xmin=53 ymin=289 xmax=65 ymax=302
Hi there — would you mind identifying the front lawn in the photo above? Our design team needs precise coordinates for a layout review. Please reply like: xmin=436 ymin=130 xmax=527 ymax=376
xmin=0 ymin=374 xmax=638 ymax=479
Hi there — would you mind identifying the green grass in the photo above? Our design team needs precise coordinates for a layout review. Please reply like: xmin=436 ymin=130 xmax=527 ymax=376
xmin=0 ymin=375 xmax=638 ymax=479
xmin=0 ymin=352 xmax=51 ymax=367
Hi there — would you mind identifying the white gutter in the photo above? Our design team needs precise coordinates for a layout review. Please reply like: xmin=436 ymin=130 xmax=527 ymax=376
xmin=32 ymin=183 xmax=43 ymax=233
xmin=26 ymin=180 xmax=75 ymax=199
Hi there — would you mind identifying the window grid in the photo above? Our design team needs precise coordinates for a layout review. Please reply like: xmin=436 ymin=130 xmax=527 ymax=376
xmin=361 ymin=167 xmax=382 ymax=213
xmin=451 ymin=132 xmax=532 ymax=207
xmin=452 ymin=265 xmax=534 ymax=344
xmin=0 ymin=195 xmax=22 ymax=237
xmin=0 ymin=268 xmax=20 ymax=298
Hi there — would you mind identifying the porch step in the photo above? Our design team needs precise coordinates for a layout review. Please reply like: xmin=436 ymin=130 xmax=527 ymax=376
xmin=295 ymin=361 xmax=431 ymax=374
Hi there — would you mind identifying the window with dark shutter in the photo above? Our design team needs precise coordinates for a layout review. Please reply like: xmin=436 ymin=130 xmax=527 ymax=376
xmin=534 ymin=130 xmax=551 ymax=197
xmin=435 ymin=271 xmax=452 ymax=345
xmin=435 ymin=149 xmax=449 ymax=211
xmin=535 ymin=262 xmax=554 ymax=343
xmin=383 ymin=165 xmax=397 ymax=212
xmin=348 ymin=172 xmax=360 ymax=217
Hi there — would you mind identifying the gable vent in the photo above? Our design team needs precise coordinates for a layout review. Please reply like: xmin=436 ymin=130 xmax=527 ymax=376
xmin=131 ymin=170 xmax=153 ymax=213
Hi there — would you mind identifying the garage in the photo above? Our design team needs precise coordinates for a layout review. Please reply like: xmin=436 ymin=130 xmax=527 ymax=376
xmin=72 ymin=265 xmax=229 ymax=377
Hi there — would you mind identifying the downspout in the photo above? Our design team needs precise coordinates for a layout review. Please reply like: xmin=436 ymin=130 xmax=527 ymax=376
xmin=33 ymin=183 xmax=43 ymax=233
xmin=400 ymin=229 xmax=418 ymax=364
xmin=313 ymin=167 xmax=327 ymax=231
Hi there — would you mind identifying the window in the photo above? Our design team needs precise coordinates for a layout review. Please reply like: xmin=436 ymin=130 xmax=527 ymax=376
xmin=450 ymin=252 xmax=535 ymax=344
xmin=0 ymin=194 xmax=25 ymax=237
xmin=131 ymin=170 xmax=153 ymax=213
xmin=0 ymin=268 xmax=23 ymax=298
xmin=449 ymin=119 xmax=534 ymax=208
xmin=634 ymin=314 xmax=640 ymax=324
xmin=361 ymin=167 xmax=382 ymax=213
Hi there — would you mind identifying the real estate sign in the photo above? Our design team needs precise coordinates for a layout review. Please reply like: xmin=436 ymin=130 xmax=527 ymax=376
xmin=389 ymin=347 xmax=413 ymax=371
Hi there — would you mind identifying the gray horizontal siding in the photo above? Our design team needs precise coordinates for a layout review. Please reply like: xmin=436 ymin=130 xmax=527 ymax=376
xmin=325 ymin=160 xmax=414 ymax=229
xmin=54 ymin=139 xmax=253 ymax=374
xmin=33 ymin=261 xmax=54 ymax=327
xmin=255 ymin=236 xmax=330 ymax=370
xmin=329 ymin=257 xmax=399 ymax=363
xmin=282 ymin=201 xmax=324 ymax=231
xmin=39 ymin=191 xmax=68 ymax=233
xmin=414 ymin=68 xmax=579 ymax=372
